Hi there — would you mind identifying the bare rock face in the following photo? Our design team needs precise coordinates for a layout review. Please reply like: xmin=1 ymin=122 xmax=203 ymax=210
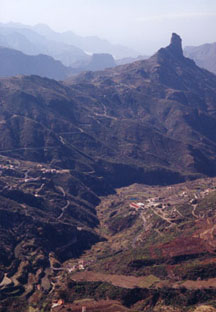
xmin=167 ymin=33 xmax=183 ymax=57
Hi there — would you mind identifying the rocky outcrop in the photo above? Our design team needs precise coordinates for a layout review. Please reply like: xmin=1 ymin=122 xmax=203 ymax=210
xmin=167 ymin=32 xmax=183 ymax=57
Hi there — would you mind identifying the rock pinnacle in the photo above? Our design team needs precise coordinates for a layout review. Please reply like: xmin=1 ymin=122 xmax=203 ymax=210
xmin=168 ymin=33 xmax=183 ymax=57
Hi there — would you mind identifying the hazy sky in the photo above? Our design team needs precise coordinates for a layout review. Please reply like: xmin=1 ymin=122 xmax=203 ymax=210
xmin=0 ymin=0 xmax=216 ymax=54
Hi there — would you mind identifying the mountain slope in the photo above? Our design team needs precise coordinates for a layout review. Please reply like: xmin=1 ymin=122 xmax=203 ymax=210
xmin=0 ymin=46 xmax=71 ymax=80
xmin=1 ymin=33 xmax=216 ymax=310
xmin=66 ymin=33 xmax=216 ymax=179
xmin=184 ymin=42 xmax=216 ymax=75
xmin=54 ymin=177 xmax=216 ymax=312
xmin=1 ymin=34 xmax=216 ymax=184
xmin=33 ymin=23 xmax=140 ymax=59
xmin=0 ymin=46 xmax=117 ymax=79
xmin=0 ymin=24 xmax=89 ymax=66
xmin=0 ymin=24 xmax=118 ymax=75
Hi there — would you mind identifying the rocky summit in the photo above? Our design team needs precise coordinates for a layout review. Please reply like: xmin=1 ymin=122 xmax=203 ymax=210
xmin=167 ymin=32 xmax=184 ymax=57
xmin=1 ymin=34 xmax=216 ymax=311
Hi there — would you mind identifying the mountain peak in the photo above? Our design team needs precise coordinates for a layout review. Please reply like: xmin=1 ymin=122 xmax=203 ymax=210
xmin=167 ymin=33 xmax=183 ymax=57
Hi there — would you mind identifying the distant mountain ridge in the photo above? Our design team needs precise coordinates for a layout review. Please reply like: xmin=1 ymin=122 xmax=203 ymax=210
xmin=0 ymin=22 xmax=140 ymax=64
xmin=0 ymin=23 xmax=89 ymax=66
xmin=32 ymin=23 xmax=140 ymax=59
xmin=0 ymin=46 xmax=71 ymax=80
xmin=184 ymin=42 xmax=216 ymax=74
xmin=0 ymin=46 xmax=117 ymax=79
xmin=71 ymin=53 xmax=116 ymax=74
xmin=0 ymin=23 xmax=121 ymax=78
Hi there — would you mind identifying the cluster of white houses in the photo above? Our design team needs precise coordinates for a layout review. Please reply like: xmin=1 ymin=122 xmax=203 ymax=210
xmin=40 ymin=167 xmax=70 ymax=174
xmin=129 ymin=202 xmax=145 ymax=210
xmin=0 ymin=163 xmax=15 ymax=170
xmin=129 ymin=198 xmax=161 ymax=211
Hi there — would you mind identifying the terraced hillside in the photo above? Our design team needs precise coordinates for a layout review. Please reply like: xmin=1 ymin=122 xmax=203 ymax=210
xmin=0 ymin=155 xmax=103 ymax=303
xmin=45 ymin=178 xmax=216 ymax=311
xmin=1 ymin=33 xmax=216 ymax=311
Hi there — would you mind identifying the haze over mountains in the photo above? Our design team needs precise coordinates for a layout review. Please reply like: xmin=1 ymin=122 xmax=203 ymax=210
xmin=1 ymin=31 xmax=216 ymax=311
xmin=0 ymin=46 xmax=71 ymax=80
xmin=184 ymin=42 xmax=216 ymax=75
xmin=0 ymin=22 xmax=215 ymax=81
xmin=0 ymin=23 xmax=126 ymax=79
xmin=0 ymin=46 xmax=117 ymax=80
xmin=32 ymin=23 xmax=139 ymax=59
xmin=0 ymin=22 xmax=139 ymax=63
xmin=0 ymin=23 xmax=87 ymax=65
